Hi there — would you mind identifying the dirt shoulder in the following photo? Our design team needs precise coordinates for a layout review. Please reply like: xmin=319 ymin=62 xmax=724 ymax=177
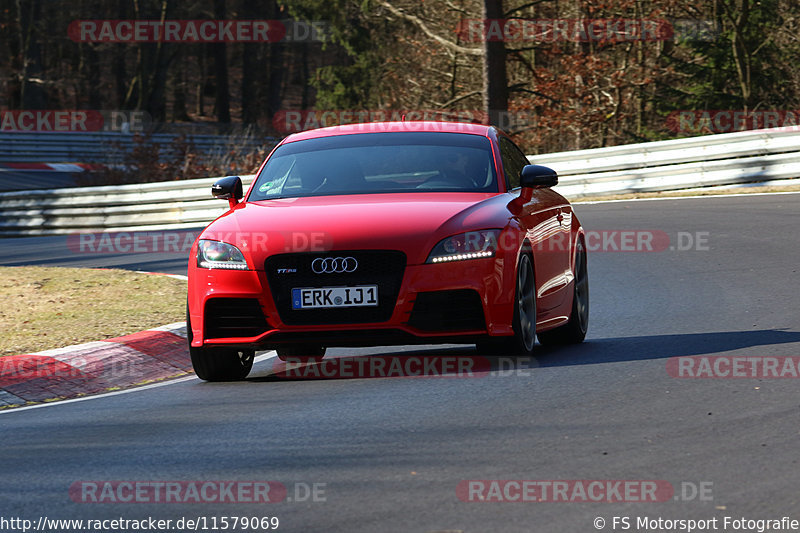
xmin=0 ymin=267 xmax=186 ymax=357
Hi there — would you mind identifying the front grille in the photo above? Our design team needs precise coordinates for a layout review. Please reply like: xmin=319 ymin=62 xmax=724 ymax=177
xmin=205 ymin=298 xmax=271 ymax=339
xmin=408 ymin=289 xmax=486 ymax=332
xmin=264 ymin=251 xmax=407 ymax=325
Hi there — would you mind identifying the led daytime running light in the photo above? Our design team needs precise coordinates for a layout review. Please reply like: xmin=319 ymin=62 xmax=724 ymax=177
xmin=431 ymin=250 xmax=494 ymax=263
xmin=198 ymin=260 xmax=249 ymax=270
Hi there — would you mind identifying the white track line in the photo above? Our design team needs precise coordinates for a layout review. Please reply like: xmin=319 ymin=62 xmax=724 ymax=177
xmin=0 ymin=351 xmax=278 ymax=416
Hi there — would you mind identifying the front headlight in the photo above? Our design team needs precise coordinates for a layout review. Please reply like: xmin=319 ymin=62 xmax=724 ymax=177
xmin=197 ymin=240 xmax=248 ymax=270
xmin=426 ymin=229 xmax=501 ymax=264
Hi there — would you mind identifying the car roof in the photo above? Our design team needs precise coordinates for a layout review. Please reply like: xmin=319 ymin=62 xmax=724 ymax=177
xmin=282 ymin=121 xmax=497 ymax=143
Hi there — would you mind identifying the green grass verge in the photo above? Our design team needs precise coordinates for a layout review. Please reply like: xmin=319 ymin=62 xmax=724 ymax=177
xmin=0 ymin=266 xmax=187 ymax=357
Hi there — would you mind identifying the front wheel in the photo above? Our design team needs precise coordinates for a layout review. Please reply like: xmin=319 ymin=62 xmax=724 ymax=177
xmin=187 ymin=305 xmax=254 ymax=381
xmin=476 ymin=251 xmax=536 ymax=356
xmin=537 ymin=238 xmax=589 ymax=345
xmin=190 ymin=347 xmax=255 ymax=382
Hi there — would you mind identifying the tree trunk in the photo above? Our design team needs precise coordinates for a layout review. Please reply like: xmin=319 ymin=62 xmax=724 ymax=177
xmin=113 ymin=43 xmax=128 ymax=108
xmin=730 ymin=0 xmax=753 ymax=110
xmin=196 ymin=45 xmax=206 ymax=117
xmin=213 ymin=0 xmax=231 ymax=124
xmin=240 ymin=0 xmax=269 ymax=124
xmin=145 ymin=45 xmax=171 ymax=123
xmin=172 ymin=62 xmax=190 ymax=121
xmin=143 ymin=0 xmax=173 ymax=124
xmin=16 ymin=0 xmax=47 ymax=109
xmin=482 ymin=0 xmax=507 ymax=126
xmin=267 ymin=0 xmax=286 ymax=120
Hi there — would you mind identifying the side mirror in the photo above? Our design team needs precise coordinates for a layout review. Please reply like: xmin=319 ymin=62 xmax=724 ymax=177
xmin=212 ymin=176 xmax=243 ymax=209
xmin=520 ymin=165 xmax=558 ymax=189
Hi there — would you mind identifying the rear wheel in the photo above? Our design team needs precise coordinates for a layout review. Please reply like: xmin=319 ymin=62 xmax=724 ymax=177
xmin=537 ymin=238 xmax=589 ymax=345
xmin=277 ymin=345 xmax=327 ymax=362
xmin=477 ymin=251 xmax=536 ymax=356
xmin=187 ymin=305 xmax=254 ymax=381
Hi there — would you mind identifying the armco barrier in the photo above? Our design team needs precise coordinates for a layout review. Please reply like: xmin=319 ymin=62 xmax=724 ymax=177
xmin=0 ymin=175 xmax=255 ymax=236
xmin=1 ymin=128 xmax=799 ymax=236
xmin=529 ymin=127 xmax=800 ymax=197
xmin=0 ymin=131 xmax=275 ymax=164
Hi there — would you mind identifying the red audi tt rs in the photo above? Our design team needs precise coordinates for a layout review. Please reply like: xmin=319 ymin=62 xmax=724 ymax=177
xmin=187 ymin=121 xmax=588 ymax=381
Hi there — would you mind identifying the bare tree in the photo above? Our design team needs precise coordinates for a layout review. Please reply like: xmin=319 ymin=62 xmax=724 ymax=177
xmin=483 ymin=0 xmax=508 ymax=125
xmin=213 ymin=0 xmax=231 ymax=123
xmin=15 ymin=0 xmax=47 ymax=108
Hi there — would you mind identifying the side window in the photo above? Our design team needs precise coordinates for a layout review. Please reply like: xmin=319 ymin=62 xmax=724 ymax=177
xmin=499 ymin=137 xmax=530 ymax=189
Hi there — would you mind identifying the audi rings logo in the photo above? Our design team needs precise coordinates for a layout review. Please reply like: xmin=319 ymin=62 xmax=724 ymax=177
xmin=312 ymin=256 xmax=358 ymax=274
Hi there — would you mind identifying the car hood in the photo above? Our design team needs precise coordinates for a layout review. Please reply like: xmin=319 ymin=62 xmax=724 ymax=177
xmin=200 ymin=192 xmax=510 ymax=267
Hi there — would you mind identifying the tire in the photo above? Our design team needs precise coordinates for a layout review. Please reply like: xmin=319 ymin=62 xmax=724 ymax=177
xmin=537 ymin=237 xmax=589 ymax=345
xmin=276 ymin=345 xmax=327 ymax=362
xmin=187 ymin=305 xmax=254 ymax=381
xmin=476 ymin=250 xmax=537 ymax=356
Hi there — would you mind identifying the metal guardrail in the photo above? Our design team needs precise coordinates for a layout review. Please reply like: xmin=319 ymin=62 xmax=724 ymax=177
xmin=0 ymin=175 xmax=256 ymax=236
xmin=529 ymin=127 xmax=800 ymax=198
xmin=0 ymin=131 xmax=275 ymax=164
xmin=1 ymin=127 xmax=799 ymax=236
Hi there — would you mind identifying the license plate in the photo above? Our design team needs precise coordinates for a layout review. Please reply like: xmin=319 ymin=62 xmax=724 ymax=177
xmin=292 ymin=286 xmax=379 ymax=309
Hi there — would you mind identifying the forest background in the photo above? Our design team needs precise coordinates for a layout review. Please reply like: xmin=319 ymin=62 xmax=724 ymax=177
xmin=3 ymin=0 xmax=797 ymax=181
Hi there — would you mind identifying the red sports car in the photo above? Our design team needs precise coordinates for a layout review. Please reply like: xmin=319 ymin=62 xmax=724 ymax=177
xmin=187 ymin=121 xmax=588 ymax=381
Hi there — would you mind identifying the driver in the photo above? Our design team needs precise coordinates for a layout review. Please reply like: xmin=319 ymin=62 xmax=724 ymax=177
xmin=442 ymin=149 xmax=485 ymax=188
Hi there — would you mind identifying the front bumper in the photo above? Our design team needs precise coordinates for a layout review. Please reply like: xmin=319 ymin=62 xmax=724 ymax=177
xmin=188 ymin=253 xmax=515 ymax=349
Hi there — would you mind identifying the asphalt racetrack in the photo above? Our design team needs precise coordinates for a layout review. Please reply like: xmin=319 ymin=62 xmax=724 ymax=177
xmin=1 ymin=193 xmax=799 ymax=533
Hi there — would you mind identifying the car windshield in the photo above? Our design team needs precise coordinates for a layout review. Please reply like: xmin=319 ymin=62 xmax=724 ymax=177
xmin=248 ymin=132 xmax=498 ymax=200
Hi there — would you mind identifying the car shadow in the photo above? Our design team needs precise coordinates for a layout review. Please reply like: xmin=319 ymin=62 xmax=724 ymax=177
xmin=247 ymin=329 xmax=800 ymax=382
xmin=533 ymin=329 xmax=800 ymax=368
